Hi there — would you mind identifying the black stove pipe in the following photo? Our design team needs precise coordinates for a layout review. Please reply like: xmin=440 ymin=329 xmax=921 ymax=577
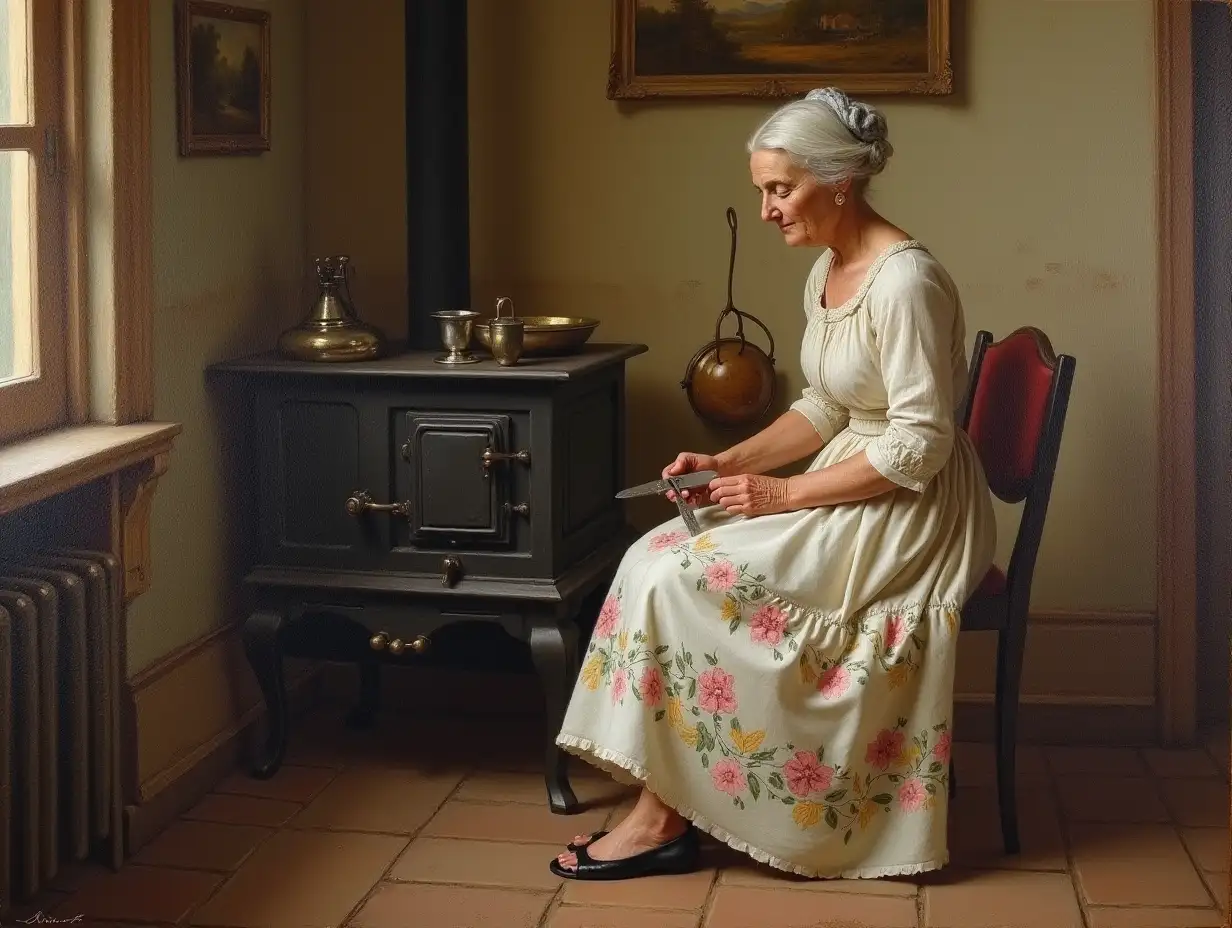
xmin=405 ymin=0 xmax=470 ymax=349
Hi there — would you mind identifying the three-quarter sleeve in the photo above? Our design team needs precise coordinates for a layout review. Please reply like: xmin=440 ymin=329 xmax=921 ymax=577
xmin=790 ymin=388 xmax=849 ymax=445
xmin=864 ymin=273 xmax=958 ymax=492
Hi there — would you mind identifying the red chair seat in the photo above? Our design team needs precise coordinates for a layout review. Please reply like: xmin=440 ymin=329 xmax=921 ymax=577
xmin=976 ymin=566 xmax=1007 ymax=597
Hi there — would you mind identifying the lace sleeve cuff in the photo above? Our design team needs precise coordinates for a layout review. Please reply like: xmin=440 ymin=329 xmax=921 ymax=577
xmin=789 ymin=388 xmax=849 ymax=445
xmin=866 ymin=424 xmax=933 ymax=493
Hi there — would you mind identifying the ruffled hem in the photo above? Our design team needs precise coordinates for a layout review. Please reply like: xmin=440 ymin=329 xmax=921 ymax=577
xmin=555 ymin=733 xmax=950 ymax=881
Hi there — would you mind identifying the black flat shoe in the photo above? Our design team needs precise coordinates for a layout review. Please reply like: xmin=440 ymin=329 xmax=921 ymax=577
xmin=549 ymin=827 xmax=700 ymax=881
xmin=566 ymin=830 xmax=607 ymax=851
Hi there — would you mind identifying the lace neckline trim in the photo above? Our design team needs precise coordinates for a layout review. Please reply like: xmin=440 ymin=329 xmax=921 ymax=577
xmin=813 ymin=239 xmax=928 ymax=324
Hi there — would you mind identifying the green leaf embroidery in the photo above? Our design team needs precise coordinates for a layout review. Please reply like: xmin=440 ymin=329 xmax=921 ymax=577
xmin=824 ymin=807 xmax=838 ymax=829
xmin=748 ymin=774 xmax=762 ymax=800
xmin=844 ymin=829 xmax=852 ymax=845
xmin=768 ymin=772 xmax=785 ymax=790
xmin=705 ymin=652 xmax=719 ymax=666
xmin=872 ymin=793 xmax=893 ymax=805
xmin=825 ymin=789 xmax=846 ymax=803
xmin=654 ymin=710 xmax=666 ymax=722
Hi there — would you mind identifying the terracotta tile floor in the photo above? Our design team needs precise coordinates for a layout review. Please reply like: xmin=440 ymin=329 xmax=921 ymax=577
xmin=13 ymin=709 xmax=1229 ymax=928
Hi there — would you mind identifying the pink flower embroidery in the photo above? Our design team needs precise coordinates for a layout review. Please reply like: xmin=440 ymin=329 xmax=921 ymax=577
xmin=648 ymin=531 xmax=688 ymax=553
xmin=933 ymin=730 xmax=953 ymax=765
xmin=817 ymin=665 xmax=851 ymax=700
xmin=594 ymin=595 xmax=621 ymax=638
xmin=897 ymin=777 xmax=927 ymax=812
xmin=885 ymin=614 xmax=906 ymax=651
xmin=865 ymin=729 xmax=905 ymax=771
xmin=704 ymin=560 xmax=739 ymax=593
xmin=783 ymin=750 xmax=835 ymax=797
xmin=611 ymin=668 xmax=628 ymax=704
xmin=748 ymin=604 xmax=788 ymax=647
xmin=639 ymin=666 xmax=664 ymax=707
xmin=697 ymin=667 xmax=738 ymax=715
xmin=710 ymin=758 xmax=747 ymax=796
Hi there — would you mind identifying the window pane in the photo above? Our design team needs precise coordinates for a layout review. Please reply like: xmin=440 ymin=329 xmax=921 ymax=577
xmin=0 ymin=149 xmax=32 ymax=384
xmin=0 ymin=0 xmax=30 ymax=126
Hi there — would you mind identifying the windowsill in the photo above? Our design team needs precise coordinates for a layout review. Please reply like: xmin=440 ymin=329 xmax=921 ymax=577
xmin=0 ymin=421 xmax=182 ymax=517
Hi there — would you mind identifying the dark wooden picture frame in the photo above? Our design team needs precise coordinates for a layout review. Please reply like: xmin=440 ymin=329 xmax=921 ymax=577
xmin=608 ymin=0 xmax=951 ymax=100
xmin=175 ymin=0 xmax=271 ymax=156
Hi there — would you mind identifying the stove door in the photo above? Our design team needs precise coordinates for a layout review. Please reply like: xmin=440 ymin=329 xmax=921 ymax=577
xmin=398 ymin=412 xmax=516 ymax=547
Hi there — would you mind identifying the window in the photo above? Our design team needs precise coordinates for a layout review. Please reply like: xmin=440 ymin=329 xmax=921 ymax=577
xmin=0 ymin=0 xmax=66 ymax=443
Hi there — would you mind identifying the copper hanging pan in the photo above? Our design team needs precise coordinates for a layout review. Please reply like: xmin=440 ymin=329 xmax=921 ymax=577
xmin=680 ymin=207 xmax=777 ymax=428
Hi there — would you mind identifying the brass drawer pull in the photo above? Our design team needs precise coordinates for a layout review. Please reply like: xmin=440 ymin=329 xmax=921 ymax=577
xmin=370 ymin=632 xmax=430 ymax=655
xmin=482 ymin=447 xmax=530 ymax=473
xmin=505 ymin=502 xmax=530 ymax=518
xmin=346 ymin=490 xmax=411 ymax=519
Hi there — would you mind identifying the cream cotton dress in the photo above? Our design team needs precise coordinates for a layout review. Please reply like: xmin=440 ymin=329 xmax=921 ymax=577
xmin=556 ymin=241 xmax=997 ymax=879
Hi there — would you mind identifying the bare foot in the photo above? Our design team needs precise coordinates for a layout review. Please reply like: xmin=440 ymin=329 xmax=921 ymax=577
xmin=556 ymin=789 xmax=687 ymax=871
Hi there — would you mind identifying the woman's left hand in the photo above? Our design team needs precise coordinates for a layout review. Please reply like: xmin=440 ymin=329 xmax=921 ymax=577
xmin=709 ymin=474 xmax=792 ymax=517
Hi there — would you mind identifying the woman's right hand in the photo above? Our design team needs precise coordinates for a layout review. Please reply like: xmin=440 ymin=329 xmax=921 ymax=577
xmin=662 ymin=452 xmax=723 ymax=506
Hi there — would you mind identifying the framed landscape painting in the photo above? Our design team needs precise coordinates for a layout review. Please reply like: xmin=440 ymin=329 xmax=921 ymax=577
xmin=608 ymin=0 xmax=951 ymax=99
xmin=175 ymin=1 xmax=271 ymax=155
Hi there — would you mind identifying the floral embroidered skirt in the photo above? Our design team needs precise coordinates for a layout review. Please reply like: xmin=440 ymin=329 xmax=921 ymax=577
xmin=556 ymin=431 xmax=996 ymax=879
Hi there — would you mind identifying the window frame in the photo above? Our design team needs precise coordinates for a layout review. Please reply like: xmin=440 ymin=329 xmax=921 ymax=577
xmin=0 ymin=0 xmax=69 ymax=443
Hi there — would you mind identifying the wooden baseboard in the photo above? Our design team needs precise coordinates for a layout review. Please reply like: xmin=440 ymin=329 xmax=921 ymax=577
xmin=319 ymin=608 xmax=1161 ymax=746
xmin=122 ymin=621 xmax=322 ymax=855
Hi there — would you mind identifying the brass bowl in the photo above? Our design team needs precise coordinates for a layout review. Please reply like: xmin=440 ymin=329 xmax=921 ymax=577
xmin=473 ymin=315 xmax=599 ymax=357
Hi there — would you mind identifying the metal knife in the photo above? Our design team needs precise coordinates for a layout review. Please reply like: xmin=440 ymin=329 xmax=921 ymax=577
xmin=615 ymin=470 xmax=717 ymax=536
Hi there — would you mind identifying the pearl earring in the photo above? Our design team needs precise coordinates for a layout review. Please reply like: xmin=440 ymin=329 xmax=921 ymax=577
xmin=834 ymin=192 xmax=846 ymax=206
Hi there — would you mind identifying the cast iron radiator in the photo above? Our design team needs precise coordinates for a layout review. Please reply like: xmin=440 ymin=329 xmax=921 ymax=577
xmin=0 ymin=548 xmax=124 ymax=911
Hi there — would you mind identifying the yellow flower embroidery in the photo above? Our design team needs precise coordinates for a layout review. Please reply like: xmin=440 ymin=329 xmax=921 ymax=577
xmin=692 ymin=533 xmax=717 ymax=553
xmin=720 ymin=598 xmax=741 ymax=623
xmin=858 ymin=800 xmax=877 ymax=828
xmin=799 ymin=655 xmax=818 ymax=685
xmin=887 ymin=662 xmax=912 ymax=690
xmin=895 ymin=743 xmax=922 ymax=769
xmin=729 ymin=723 xmax=766 ymax=755
xmin=792 ymin=801 xmax=824 ymax=829
xmin=617 ymin=629 xmax=629 ymax=652
xmin=580 ymin=654 xmax=605 ymax=691
xmin=945 ymin=609 xmax=959 ymax=635
xmin=667 ymin=696 xmax=685 ymax=729
xmin=666 ymin=696 xmax=699 ymax=746
xmin=679 ymin=723 xmax=699 ymax=747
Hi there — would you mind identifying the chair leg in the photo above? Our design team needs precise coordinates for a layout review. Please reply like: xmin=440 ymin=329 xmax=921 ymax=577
xmin=994 ymin=620 xmax=1028 ymax=855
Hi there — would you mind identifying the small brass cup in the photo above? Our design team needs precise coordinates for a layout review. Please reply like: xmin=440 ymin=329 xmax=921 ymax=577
xmin=431 ymin=309 xmax=481 ymax=365
xmin=489 ymin=317 xmax=525 ymax=366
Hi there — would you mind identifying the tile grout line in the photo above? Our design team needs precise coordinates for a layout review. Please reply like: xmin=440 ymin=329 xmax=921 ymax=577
xmin=1044 ymin=746 xmax=1095 ymax=928
xmin=169 ymin=768 xmax=339 ymax=927
xmin=335 ymin=758 xmax=479 ymax=928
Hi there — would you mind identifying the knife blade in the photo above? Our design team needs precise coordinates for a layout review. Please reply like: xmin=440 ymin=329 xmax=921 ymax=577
xmin=615 ymin=470 xmax=718 ymax=499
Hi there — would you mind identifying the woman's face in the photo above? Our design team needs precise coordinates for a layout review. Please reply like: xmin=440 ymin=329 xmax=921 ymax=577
xmin=749 ymin=149 xmax=841 ymax=248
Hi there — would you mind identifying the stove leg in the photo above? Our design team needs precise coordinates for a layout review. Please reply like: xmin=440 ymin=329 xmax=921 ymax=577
xmin=242 ymin=609 xmax=288 ymax=779
xmin=529 ymin=618 xmax=579 ymax=814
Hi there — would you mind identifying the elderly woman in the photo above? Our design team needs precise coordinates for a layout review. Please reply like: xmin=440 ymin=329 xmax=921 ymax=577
xmin=551 ymin=87 xmax=996 ymax=882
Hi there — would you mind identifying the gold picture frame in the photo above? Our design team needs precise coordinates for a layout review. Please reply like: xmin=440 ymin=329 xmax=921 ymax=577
xmin=175 ymin=0 xmax=271 ymax=156
xmin=608 ymin=0 xmax=952 ymax=100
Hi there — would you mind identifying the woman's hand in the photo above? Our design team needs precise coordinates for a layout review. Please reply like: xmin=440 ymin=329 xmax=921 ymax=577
xmin=662 ymin=452 xmax=723 ymax=506
xmin=709 ymin=474 xmax=792 ymax=517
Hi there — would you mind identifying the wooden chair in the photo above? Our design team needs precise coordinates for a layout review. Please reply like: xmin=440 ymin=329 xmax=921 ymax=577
xmin=956 ymin=327 xmax=1077 ymax=855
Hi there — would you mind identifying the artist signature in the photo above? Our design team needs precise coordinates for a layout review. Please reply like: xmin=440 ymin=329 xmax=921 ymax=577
xmin=6 ymin=913 xmax=84 ymax=924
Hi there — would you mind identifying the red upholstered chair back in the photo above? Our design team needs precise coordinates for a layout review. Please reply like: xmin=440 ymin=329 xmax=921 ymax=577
xmin=959 ymin=327 xmax=1076 ymax=602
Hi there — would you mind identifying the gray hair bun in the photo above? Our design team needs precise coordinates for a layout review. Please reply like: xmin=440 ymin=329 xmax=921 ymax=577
xmin=805 ymin=86 xmax=893 ymax=173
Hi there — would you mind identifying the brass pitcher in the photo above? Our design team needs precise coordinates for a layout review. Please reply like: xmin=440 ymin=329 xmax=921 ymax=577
xmin=488 ymin=296 xmax=525 ymax=366
xmin=278 ymin=255 xmax=387 ymax=362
